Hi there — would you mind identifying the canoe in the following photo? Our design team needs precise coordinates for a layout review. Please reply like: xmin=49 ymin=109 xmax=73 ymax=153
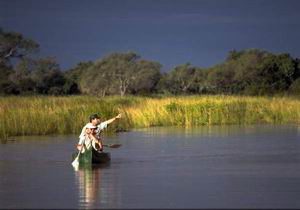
xmin=92 ymin=149 xmax=111 ymax=164
xmin=72 ymin=147 xmax=111 ymax=165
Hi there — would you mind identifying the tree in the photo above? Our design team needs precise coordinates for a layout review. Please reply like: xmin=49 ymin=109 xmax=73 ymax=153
xmin=5 ymin=57 xmax=66 ymax=95
xmin=231 ymin=49 xmax=270 ymax=94
xmin=0 ymin=28 xmax=39 ymax=65
xmin=0 ymin=62 xmax=15 ymax=94
xmin=63 ymin=61 xmax=93 ymax=95
xmin=209 ymin=49 xmax=299 ymax=95
xmin=288 ymin=78 xmax=300 ymax=95
xmin=162 ymin=63 xmax=198 ymax=94
xmin=31 ymin=57 xmax=65 ymax=94
xmin=235 ymin=52 xmax=296 ymax=95
xmin=206 ymin=49 xmax=297 ymax=95
xmin=130 ymin=60 xmax=161 ymax=94
xmin=193 ymin=68 xmax=209 ymax=94
xmin=226 ymin=49 xmax=243 ymax=61
xmin=0 ymin=29 xmax=39 ymax=94
xmin=156 ymin=72 xmax=171 ymax=94
xmin=79 ymin=52 xmax=162 ymax=96
xmin=79 ymin=61 xmax=111 ymax=96
xmin=9 ymin=58 xmax=35 ymax=94
xmin=108 ymin=52 xmax=140 ymax=96
xmin=207 ymin=64 xmax=239 ymax=94
xmin=272 ymin=53 xmax=296 ymax=90
xmin=64 ymin=61 xmax=93 ymax=83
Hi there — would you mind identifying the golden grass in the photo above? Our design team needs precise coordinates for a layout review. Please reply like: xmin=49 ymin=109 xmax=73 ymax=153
xmin=1 ymin=95 xmax=300 ymax=139
xmin=123 ymin=95 xmax=300 ymax=127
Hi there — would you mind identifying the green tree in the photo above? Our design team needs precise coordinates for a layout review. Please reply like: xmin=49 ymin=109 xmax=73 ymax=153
xmin=131 ymin=60 xmax=161 ymax=94
xmin=288 ymin=78 xmax=300 ymax=95
xmin=0 ymin=62 xmax=15 ymax=94
xmin=79 ymin=60 xmax=111 ymax=96
xmin=207 ymin=49 xmax=298 ymax=95
xmin=193 ymin=68 xmax=210 ymax=94
xmin=231 ymin=49 xmax=270 ymax=94
xmin=0 ymin=28 xmax=39 ymax=65
xmin=64 ymin=61 xmax=93 ymax=83
xmin=9 ymin=58 xmax=35 ymax=94
xmin=31 ymin=57 xmax=65 ymax=94
xmin=64 ymin=61 xmax=93 ymax=94
xmin=109 ymin=52 xmax=140 ymax=96
xmin=79 ymin=52 xmax=161 ymax=96
xmin=162 ymin=63 xmax=198 ymax=94
xmin=0 ymin=28 xmax=39 ymax=94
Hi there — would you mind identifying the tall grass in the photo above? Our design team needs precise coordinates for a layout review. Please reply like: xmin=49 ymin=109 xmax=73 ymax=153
xmin=1 ymin=95 xmax=300 ymax=139
xmin=0 ymin=95 xmax=136 ymax=139
xmin=124 ymin=95 xmax=300 ymax=127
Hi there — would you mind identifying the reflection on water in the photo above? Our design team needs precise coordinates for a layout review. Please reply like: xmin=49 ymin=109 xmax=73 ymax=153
xmin=137 ymin=124 xmax=300 ymax=138
xmin=75 ymin=166 xmax=101 ymax=209
xmin=74 ymin=164 xmax=121 ymax=209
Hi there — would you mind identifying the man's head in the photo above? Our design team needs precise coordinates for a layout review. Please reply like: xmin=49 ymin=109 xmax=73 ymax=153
xmin=89 ymin=113 xmax=101 ymax=125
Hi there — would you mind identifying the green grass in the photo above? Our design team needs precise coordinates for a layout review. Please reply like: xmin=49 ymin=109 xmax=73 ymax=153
xmin=1 ymin=95 xmax=300 ymax=139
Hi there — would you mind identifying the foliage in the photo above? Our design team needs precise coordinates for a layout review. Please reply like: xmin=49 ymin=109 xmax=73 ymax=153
xmin=0 ymin=28 xmax=39 ymax=65
xmin=78 ymin=52 xmax=162 ymax=96
xmin=1 ymin=28 xmax=300 ymax=97
xmin=206 ymin=49 xmax=299 ymax=95
xmin=288 ymin=78 xmax=300 ymax=95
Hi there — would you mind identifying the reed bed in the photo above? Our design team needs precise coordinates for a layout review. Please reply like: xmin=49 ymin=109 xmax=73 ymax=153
xmin=1 ymin=95 xmax=300 ymax=139
xmin=124 ymin=95 xmax=300 ymax=127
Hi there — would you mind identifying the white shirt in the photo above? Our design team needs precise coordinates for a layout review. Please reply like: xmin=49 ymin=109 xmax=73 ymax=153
xmin=78 ymin=121 xmax=108 ymax=145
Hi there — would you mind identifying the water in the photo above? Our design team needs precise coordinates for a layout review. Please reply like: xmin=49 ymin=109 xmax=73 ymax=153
xmin=1 ymin=125 xmax=300 ymax=209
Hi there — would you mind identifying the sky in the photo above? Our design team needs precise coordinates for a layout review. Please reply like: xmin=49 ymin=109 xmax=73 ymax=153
xmin=1 ymin=0 xmax=300 ymax=71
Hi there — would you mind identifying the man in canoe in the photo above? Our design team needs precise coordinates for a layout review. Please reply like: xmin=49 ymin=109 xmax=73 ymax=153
xmin=79 ymin=123 xmax=102 ymax=152
xmin=77 ymin=113 xmax=122 ymax=152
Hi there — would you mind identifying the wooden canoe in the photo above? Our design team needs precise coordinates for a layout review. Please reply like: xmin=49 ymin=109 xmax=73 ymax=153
xmin=72 ymin=148 xmax=111 ymax=165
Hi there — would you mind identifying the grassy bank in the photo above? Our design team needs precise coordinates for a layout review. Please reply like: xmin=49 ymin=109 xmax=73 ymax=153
xmin=1 ymin=95 xmax=300 ymax=139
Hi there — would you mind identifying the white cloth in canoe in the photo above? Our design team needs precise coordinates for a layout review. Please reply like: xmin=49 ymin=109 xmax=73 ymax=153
xmin=78 ymin=121 xmax=108 ymax=147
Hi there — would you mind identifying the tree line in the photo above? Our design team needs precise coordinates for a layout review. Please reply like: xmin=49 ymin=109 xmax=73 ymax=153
xmin=1 ymin=28 xmax=300 ymax=96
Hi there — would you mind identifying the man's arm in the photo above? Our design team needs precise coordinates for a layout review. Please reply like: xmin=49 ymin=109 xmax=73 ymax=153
xmin=79 ymin=123 xmax=88 ymax=139
xmin=95 ymin=114 xmax=122 ymax=136
xmin=102 ymin=114 xmax=122 ymax=125
xmin=77 ymin=135 xmax=85 ymax=150
xmin=77 ymin=124 xmax=88 ymax=150
xmin=88 ymin=133 xmax=103 ymax=151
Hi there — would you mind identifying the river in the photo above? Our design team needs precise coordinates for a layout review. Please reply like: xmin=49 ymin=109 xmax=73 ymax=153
xmin=1 ymin=125 xmax=300 ymax=209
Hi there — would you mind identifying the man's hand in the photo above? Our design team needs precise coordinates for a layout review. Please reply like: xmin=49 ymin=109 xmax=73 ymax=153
xmin=77 ymin=144 xmax=82 ymax=151
xmin=115 ymin=113 xmax=122 ymax=119
xmin=98 ymin=143 xmax=103 ymax=152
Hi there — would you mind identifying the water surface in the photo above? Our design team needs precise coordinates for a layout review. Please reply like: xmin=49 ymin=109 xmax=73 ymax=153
xmin=1 ymin=125 xmax=300 ymax=208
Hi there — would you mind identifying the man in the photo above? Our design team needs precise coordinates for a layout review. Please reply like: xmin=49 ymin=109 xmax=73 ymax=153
xmin=77 ymin=113 xmax=122 ymax=151
xmin=79 ymin=124 xmax=101 ymax=152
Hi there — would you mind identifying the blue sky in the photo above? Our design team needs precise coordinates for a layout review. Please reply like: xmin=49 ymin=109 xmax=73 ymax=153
xmin=1 ymin=0 xmax=300 ymax=71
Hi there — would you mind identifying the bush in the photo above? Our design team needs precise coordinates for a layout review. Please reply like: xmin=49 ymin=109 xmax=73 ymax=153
xmin=288 ymin=78 xmax=300 ymax=95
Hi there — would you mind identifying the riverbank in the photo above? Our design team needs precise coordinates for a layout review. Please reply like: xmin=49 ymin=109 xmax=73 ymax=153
xmin=1 ymin=95 xmax=300 ymax=139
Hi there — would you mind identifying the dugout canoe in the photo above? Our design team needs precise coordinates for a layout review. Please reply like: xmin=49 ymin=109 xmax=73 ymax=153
xmin=72 ymin=148 xmax=111 ymax=165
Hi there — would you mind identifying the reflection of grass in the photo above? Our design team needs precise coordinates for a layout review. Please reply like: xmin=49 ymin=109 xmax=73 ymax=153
xmin=1 ymin=95 xmax=300 ymax=139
